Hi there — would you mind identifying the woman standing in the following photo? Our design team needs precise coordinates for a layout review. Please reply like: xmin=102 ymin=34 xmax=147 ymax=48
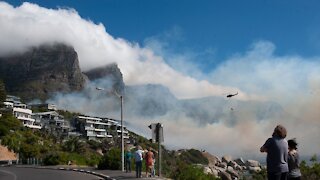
xmin=260 ymin=124 xmax=289 ymax=180
xmin=288 ymin=139 xmax=302 ymax=180
xmin=145 ymin=147 xmax=154 ymax=177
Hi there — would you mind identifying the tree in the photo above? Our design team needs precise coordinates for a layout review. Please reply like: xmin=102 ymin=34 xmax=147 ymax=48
xmin=0 ymin=114 xmax=22 ymax=137
xmin=310 ymin=154 xmax=318 ymax=164
xmin=62 ymin=137 xmax=86 ymax=154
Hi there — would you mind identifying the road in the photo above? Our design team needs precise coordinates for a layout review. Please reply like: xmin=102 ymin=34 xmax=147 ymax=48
xmin=0 ymin=166 xmax=102 ymax=180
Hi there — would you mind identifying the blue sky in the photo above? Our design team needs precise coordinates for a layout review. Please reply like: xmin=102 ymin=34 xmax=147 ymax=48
xmin=5 ymin=0 xmax=320 ymax=72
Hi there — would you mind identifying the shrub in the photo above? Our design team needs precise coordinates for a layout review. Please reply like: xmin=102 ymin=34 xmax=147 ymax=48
xmin=251 ymin=168 xmax=267 ymax=180
xmin=179 ymin=149 xmax=208 ymax=165
xmin=300 ymin=159 xmax=320 ymax=180
xmin=0 ymin=114 xmax=22 ymax=137
xmin=98 ymin=147 xmax=121 ymax=170
xmin=43 ymin=153 xmax=60 ymax=165
xmin=170 ymin=163 xmax=218 ymax=180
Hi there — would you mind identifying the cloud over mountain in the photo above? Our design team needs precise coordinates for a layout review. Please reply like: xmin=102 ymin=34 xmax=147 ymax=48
xmin=0 ymin=1 xmax=247 ymax=100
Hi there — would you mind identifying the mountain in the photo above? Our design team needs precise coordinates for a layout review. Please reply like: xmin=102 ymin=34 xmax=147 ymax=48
xmin=84 ymin=63 xmax=125 ymax=95
xmin=0 ymin=43 xmax=87 ymax=101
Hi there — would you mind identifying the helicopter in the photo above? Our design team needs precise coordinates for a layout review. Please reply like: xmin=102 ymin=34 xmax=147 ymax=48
xmin=226 ymin=92 xmax=238 ymax=98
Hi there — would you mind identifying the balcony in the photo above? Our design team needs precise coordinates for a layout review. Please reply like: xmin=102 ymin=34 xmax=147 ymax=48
xmin=25 ymin=124 xmax=42 ymax=129
xmin=86 ymin=132 xmax=96 ymax=137
xmin=116 ymin=130 xmax=128 ymax=134
xmin=117 ymin=135 xmax=130 ymax=139
xmin=85 ymin=126 xmax=95 ymax=131
xmin=96 ymin=134 xmax=107 ymax=138
xmin=17 ymin=116 xmax=35 ymax=122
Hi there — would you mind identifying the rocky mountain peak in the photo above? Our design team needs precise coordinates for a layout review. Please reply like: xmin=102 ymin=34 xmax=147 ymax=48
xmin=0 ymin=43 xmax=87 ymax=101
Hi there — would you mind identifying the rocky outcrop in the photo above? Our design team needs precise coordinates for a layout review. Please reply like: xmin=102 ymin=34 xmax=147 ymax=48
xmin=202 ymin=151 xmax=221 ymax=167
xmin=84 ymin=63 xmax=125 ymax=95
xmin=201 ymin=153 xmax=264 ymax=179
xmin=246 ymin=159 xmax=262 ymax=173
xmin=0 ymin=43 xmax=87 ymax=101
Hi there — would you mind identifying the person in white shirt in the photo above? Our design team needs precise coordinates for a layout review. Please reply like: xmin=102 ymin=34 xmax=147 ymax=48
xmin=134 ymin=145 xmax=144 ymax=178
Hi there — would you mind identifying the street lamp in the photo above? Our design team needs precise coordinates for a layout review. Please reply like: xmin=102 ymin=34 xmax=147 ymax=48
xmin=96 ymin=87 xmax=124 ymax=172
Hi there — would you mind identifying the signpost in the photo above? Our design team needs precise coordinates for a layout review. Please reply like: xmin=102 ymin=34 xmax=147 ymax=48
xmin=148 ymin=123 xmax=164 ymax=177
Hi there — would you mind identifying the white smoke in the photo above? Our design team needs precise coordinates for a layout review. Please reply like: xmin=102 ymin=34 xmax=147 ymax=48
xmin=1 ymin=2 xmax=319 ymax=159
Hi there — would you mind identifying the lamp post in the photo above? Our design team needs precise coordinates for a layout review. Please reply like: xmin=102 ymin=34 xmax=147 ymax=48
xmin=119 ymin=93 xmax=124 ymax=172
xmin=96 ymin=87 xmax=124 ymax=172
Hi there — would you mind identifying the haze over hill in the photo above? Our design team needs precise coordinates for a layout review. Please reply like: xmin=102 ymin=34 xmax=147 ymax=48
xmin=1 ymin=2 xmax=320 ymax=159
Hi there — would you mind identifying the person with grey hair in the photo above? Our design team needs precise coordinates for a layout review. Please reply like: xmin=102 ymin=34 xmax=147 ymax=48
xmin=288 ymin=138 xmax=301 ymax=180
xmin=260 ymin=125 xmax=289 ymax=180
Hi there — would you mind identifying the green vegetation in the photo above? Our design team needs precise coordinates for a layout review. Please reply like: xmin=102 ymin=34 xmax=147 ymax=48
xmin=250 ymin=168 xmax=267 ymax=180
xmin=0 ymin=117 xmax=101 ymax=166
xmin=179 ymin=149 xmax=209 ymax=165
xmin=31 ymin=106 xmax=51 ymax=113
xmin=170 ymin=163 xmax=219 ymax=180
xmin=0 ymin=113 xmax=22 ymax=137
xmin=0 ymin=79 xmax=6 ymax=107
xmin=300 ymin=155 xmax=320 ymax=180
xmin=98 ymin=147 xmax=121 ymax=170
xmin=57 ymin=110 xmax=81 ymax=120
xmin=165 ymin=149 xmax=212 ymax=179
xmin=43 ymin=151 xmax=100 ymax=166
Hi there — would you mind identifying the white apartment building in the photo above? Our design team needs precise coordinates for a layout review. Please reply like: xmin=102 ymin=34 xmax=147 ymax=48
xmin=13 ymin=107 xmax=41 ymax=129
xmin=4 ymin=95 xmax=41 ymax=130
xmin=104 ymin=118 xmax=130 ymax=140
xmin=32 ymin=111 xmax=70 ymax=136
xmin=76 ymin=116 xmax=113 ymax=141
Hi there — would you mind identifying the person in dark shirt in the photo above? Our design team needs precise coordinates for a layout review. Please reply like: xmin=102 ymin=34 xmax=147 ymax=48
xmin=288 ymin=138 xmax=301 ymax=180
xmin=125 ymin=148 xmax=132 ymax=173
xmin=260 ymin=125 xmax=289 ymax=180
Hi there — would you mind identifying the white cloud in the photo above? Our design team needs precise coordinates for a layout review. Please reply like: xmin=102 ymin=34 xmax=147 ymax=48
xmin=0 ymin=2 xmax=250 ymax=100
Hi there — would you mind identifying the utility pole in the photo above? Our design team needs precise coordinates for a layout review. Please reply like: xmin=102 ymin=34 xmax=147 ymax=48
xmin=120 ymin=95 xmax=124 ymax=172
xmin=96 ymin=87 xmax=124 ymax=172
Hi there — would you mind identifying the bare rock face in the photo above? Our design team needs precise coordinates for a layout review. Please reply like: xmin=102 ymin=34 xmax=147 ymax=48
xmin=0 ymin=43 xmax=87 ymax=101
xmin=246 ymin=159 xmax=260 ymax=167
xmin=202 ymin=151 xmax=221 ymax=167
xmin=222 ymin=155 xmax=233 ymax=163
xmin=218 ymin=170 xmax=232 ymax=180
xmin=84 ymin=63 xmax=125 ymax=95
xmin=234 ymin=157 xmax=246 ymax=166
